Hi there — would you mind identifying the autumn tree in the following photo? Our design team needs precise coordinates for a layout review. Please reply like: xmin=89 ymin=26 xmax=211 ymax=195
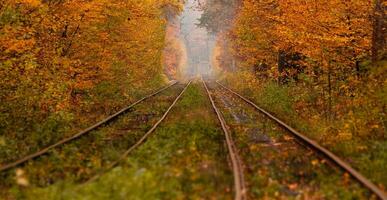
xmin=371 ymin=0 xmax=386 ymax=62
xmin=0 ymin=0 xmax=183 ymax=161
xmin=226 ymin=0 xmax=382 ymax=122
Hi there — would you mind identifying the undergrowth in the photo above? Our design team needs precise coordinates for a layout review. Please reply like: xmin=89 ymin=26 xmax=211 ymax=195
xmin=222 ymin=67 xmax=386 ymax=189
xmin=13 ymin=81 xmax=234 ymax=200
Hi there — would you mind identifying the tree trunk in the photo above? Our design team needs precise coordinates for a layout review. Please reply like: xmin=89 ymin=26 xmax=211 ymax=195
xmin=278 ymin=50 xmax=286 ymax=84
xmin=372 ymin=0 xmax=386 ymax=63
xmin=327 ymin=62 xmax=333 ymax=121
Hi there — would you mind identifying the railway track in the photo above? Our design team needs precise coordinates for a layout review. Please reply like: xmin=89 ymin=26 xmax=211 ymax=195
xmin=202 ymin=78 xmax=247 ymax=200
xmin=84 ymin=80 xmax=192 ymax=184
xmin=211 ymin=80 xmax=386 ymax=200
xmin=0 ymin=80 xmax=187 ymax=177
xmin=1 ymin=77 xmax=385 ymax=199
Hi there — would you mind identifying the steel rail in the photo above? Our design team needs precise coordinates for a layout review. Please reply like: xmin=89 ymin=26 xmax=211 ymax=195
xmin=216 ymin=81 xmax=387 ymax=200
xmin=84 ymin=80 xmax=192 ymax=184
xmin=202 ymin=79 xmax=246 ymax=200
xmin=0 ymin=81 xmax=179 ymax=173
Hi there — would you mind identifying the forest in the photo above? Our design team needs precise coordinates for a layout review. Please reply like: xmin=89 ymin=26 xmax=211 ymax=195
xmin=0 ymin=0 xmax=182 ymax=161
xmin=0 ymin=0 xmax=386 ymax=199
xmin=214 ymin=0 xmax=386 ymax=188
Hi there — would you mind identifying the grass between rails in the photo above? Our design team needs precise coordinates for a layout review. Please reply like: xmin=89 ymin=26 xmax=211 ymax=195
xmin=221 ymin=71 xmax=387 ymax=191
xmin=210 ymin=83 xmax=372 ymax=199
xmin=0 ymin=75 xmax=166 ymax=165
xmin=8 ymin=81 xmax=234 ymax=200
xmin=0 ymin=83 xmax=184 ymax=199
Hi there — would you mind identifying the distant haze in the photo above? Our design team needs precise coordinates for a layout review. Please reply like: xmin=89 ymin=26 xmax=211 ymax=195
xmin=179 ymin=0 xmax=216 ymax=77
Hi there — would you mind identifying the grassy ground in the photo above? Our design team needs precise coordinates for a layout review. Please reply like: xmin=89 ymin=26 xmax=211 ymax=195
xmin=209 ymin=82 xmax=372 ymax=199
xmin=221 ymin=71 xmax=386 ymax=192
xmin=4 ymin=81 xmax=234 ymax=200
xmin=1 ymin=78 xmax=382 ymax=199
xmin=0 ymin=83 xmax=185 ymax=199
xmin=0 ymin=76 xmax=166 ymax=165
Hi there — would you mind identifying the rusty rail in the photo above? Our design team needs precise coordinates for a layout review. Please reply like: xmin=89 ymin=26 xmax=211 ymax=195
xmin=0 ymin=81 xmax=178 ymax=173
xmin=84 ymin=80 xmax=192 ymax=184
xmin=216 ymin=81 xmax=387 ymax=200
xmin=202 ymin=79 xmax=247 ymax=200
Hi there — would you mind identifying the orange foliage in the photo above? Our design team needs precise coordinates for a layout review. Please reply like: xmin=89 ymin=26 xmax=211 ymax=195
xmin=0 ymin=0 xmax=183 ymax=146
xmin=230 ymin=0 xmax=374 ymax=71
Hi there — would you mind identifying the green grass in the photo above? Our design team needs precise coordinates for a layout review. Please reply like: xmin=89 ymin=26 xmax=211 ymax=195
xmin=212 ymin=86 xmax=370 ymax=199
xmin=10 ymin=81 xmax=233 ymax=200
xmin=222 ymin=70 xmax=387 ymax=192
xmin=0 ymin=83 xmax=183 ymax=199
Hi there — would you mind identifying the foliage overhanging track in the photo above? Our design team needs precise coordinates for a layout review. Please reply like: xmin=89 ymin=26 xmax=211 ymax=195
xmin=202 ymin=78 xmax=247 ymax=200
xmin=0 ymin=81 xmax=179 ymax=173
xmin=84 ymin=80 xmax=192 ymax=184
xmin=216 ymin=81 xmax=387 ymax=200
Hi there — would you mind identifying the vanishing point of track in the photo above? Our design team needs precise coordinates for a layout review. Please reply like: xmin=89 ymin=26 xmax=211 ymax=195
xmin=1 ymin=78 xmax=385 ymax=200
